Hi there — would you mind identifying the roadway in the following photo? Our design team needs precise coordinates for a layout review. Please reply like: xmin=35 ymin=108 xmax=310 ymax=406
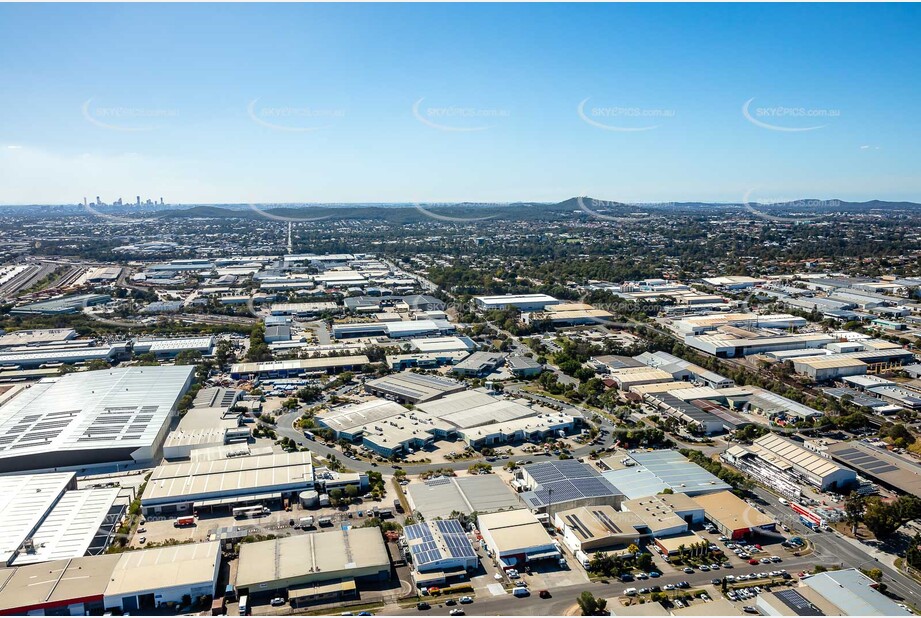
xmin=377 ymin=555 xmax=821 ymax=616
xmin=748 ymin=485 xmax=921 ymax=608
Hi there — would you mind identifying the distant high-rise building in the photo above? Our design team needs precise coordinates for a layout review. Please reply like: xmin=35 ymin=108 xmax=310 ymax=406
xmin=136 ymin=195 xmax=141 ymax=206
xmin=160 ymin=197 xmax=164 ymax=205
xmin=95 ymin=195 xmax=101 ymax=206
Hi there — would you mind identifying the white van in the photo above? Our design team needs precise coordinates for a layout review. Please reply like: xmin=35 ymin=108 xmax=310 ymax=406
xmin=238 ymin=595 xmax=248 ymax=615
xmin=778 ymin=498 xmax=789 ymax=505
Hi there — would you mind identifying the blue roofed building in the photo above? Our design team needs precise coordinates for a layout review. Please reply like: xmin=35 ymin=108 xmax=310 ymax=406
xmin=515 ymin=459 xmax=623 ymax=513
xmin=402 ymin=519 xmax=479 ymax=587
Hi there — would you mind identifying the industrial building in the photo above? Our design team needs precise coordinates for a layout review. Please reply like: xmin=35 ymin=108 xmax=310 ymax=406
xmin=554 ymin=505 xmax=647 ymax=556
xmin=473 ymin=293 xmax=560 ymax=311
xmin=0 ymin=328 xmax=77 ymax=348
xmin=403 ymin=519 xmax=478 ymax=587
xmin=524 ymin=303 xmax=614 ymax=326
xmin=141 ymin=451 xmax=314 ymax=515
xmin=653 ymin=531 xmax=710 ymax=557
xmin=230 ymin=355 xmax=370 ymax=379
xmin=691 ymin=490 xmax=776 ymax=539
xmin=162 ymin=389 xmax=248 ymax=460
xmin=823 ymin=441 xmax=921 ymax=496
xmin=11 ymin=293 xmax=111 ymax=315
xmin=644 ymin=392 xmax=726 ymax=435
xmin=723 ymin=433 xmax=856 ymax=496
xmin=316 ymin=398 xmax=453 ymax=457
xmin=0 ymin=554 xmax=122 ymax=616
xmin=607 ymin=367 xmax=676 ymax=390
xmin=1 ymin=472 xmax=78 ymax=566
xmin=684 ymin=332 xmax=836 ymax=358
xmin=132 ymin=336 xmax=215 ymax=358
xmin=756 ymin=569 xmax=911 ymax=616
xmin=386 ymin=350 xmax=470 ymax=371
xmin=103 ymin=542 xmax=221 ymax=613
xmin=332 ymin=319 xmax=455 ymax=339
xmin=410 ymin=336 xmax=477 ymax=354
xmin=235 ymin=529 xmax=390 ymax=606
xmin=516 ymin=460 xmax=623 ymax=513
xmin=791 ymin=356 xmax=868 ymax=381
xmin=0 ymin=366 xmax=195 ymax=473
xmin=477 ymin=509 xmax=560 ymax=568
xmin=621 ymin=494 xmax=705 ymax=536
xmin=670 ymin=313 xmax=807 ymax=336
xmin=600 ymin=450 xmax=732 ymax=499
xmin=507 ymin=355 xmax=543 ymax=377
xmin=633 ymin=351 xmax=735 ymax=389
xmin=364 ymin=371 xmax=466 ymax=404
xmin=407 ymin=474 xmax=522 ymax=520
xmin=450 ymin=351 xmax=506 ymax=377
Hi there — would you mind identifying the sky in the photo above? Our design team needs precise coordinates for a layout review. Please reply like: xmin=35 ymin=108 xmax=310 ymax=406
xmin=0 ymin=3 xmax=919 ymax=205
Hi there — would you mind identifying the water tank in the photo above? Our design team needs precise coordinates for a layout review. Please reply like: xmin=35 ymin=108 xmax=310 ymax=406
xmin=299 ymin=490 xmax=320 ymax=508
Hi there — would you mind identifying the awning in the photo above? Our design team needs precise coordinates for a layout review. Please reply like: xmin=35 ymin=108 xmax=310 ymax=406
xmin=526 ymin=550 xmax=561 ymax=561
xmin=193 ymin=492 xmax=282 ymax=508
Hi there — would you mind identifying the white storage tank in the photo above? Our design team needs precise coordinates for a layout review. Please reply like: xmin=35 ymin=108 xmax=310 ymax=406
xmin=299 ymin=490 xmax=320 ymax=508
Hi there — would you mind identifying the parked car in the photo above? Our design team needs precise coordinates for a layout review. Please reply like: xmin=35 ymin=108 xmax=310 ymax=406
xmin=444 ymin=600 xmax=457 ymax=606
xmin=539 ymin=590 xmax=552 ymax=599
xmin=684 ymin=567 xmax=694 ymax=574
xmin=416 ymin=602 xmax=430 ymax=611
xmin=459 ymin=597 xmax=473 ymax=604
xmin=270 ymin=598 xmax=286 ymax=607
xmin=624 ymin=588 xmax=638 ymax=596
xmin=449 ymin=610 xmax=465 ymax=616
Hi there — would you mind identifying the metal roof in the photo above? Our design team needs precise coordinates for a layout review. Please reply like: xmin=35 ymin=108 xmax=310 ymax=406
xmin=626 ymin=450 xmax=732 ymax=495
xmin=404 ymin=519 xmax=477 ymax=568
xmin=0 ymin=366 xmax=194 ymax=467
xmin=804 ymin=569 xmax=912 ymax=616
xmin=0 ymin=471 xmax=74 ymax=565
xmin=753 ymin=434 xmax=849 ymax=480
xmin=521 ymin=460 xmax=622 ymax=509
xmin=825 ymin=441 xmax=921 ymax=496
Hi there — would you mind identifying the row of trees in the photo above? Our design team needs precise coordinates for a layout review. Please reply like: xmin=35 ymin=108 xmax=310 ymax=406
xmin=845 ymin=493 xmax=921 ymax=539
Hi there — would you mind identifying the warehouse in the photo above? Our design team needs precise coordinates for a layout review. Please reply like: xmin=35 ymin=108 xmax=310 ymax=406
xmin=235 ymin=529 xmax=390 ymax=605
xmin=10 ymin=486 xmax=122 ymax=566
xmin=752 ymin=433 xmax=856 ymax=490
xmin=0 ymin=472 xmax=77 ymax=566
xmin=407 ymin=475 xmax=522 ymax=520
xmin=824 ymin=441 xmax=921 ymax=497
xmin=684 ymin=332 xmax=836 ymax=358
xmin=725 ymin=387 xmax=824 ymax=421
xmin=0 ymin=345 xmax=118 ymax=368
xmin=332 ymin=319 xmax=455 ymax=339
xmin=477 ymin=509 xmax=560 ymax=568
xmin=554 ymin=505 xmax=647 ymax=555
xmin=460 ymin=411 xmax=579 ymax=449
xmin=386 ymin=350 xmax=470 ymax=371
xmin=132 ymin=336 xmax=215 ymax=358
xmin=0 ymin=554 xmax=121 ymax=616
xmin=653 ymin=531 xmax=710 ymax=557
xmin=403 ymin=519 xmax=478 ymax=586
xmin=416 ymin=389 xmax=537 ymax=428
xmin=104 ymin=542 xmax=221 ymax=613
xmin=11 ymin=293 xmax=111 ymax=315
xmin=451 ymin=351 xmax=506 ymax=377
xmin=792 ymin=356 xmax=868 ymax=381
xmin=507 ymin=355 xmax=543 ymax=377
xmin=525 ymin=304 xmax=614 ymax=326
xmin=633 ymin=351 xmax=735 ymax=389
xmin=162 ymin=402 xmax=247 ymax=460
xmin=0 ymin=366 xmax=195 ymax=473
xmin=671 ymin=313 xmax=807 ymax=336
xmin=270 ymin=302 xmax=339 ymax=316
xmin=621 ymin=495 xmax=701 ymax=538
xmin=474 ymin=293 xmax=560 ymax=311
xmin=756 ymin=569 xmax=911 ymax=617
xmin=645 ymin=392 xmax=725 ymax=434
xmin=230 ymin=355 xmax=370 ymax=379
xmin=0 ymin=328 xmax=77 ymax=348
xmin=141 ymin=451 xmax=314 ymax=515
xmin=364 ymin=371 xmax=466 ymax=404
xmin=607 ymin=367 xmax=675 ymax=390
xmin=411 ymin=335 xmax=477 ymax=353
xmin=691 ymin=491 xmax=776 ymax=539
xmin=607 ymin=450 xmax=731 ymax=498
xmin=517 ymin=460 xmax=623 ymax=513
xmin=316 ymin=398 xmax=453 ymax=457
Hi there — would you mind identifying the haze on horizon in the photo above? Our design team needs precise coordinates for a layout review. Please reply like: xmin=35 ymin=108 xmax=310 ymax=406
xmin=0 ymin=3 xmax=919 ymax=205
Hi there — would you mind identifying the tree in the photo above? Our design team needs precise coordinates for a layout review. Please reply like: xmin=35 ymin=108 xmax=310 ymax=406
xmin=329 ymin=488 xmax=344 ymax=506
xmin=844 ymin=493 xmax=865 ymax=535
xmin=577 ymin=591 xmax=600 ymax=616
xmin=627 ymin=543 xmax=640 ymax=557
xmin=345 ymin=485 xmax=359 ymax=502
xmin=636 ymin=552 xmax=653 ymax=570
xmin=863 ymin=498 xmax=900 ymax=539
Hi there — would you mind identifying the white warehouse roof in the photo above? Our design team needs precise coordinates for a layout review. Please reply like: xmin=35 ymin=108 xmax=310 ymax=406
xmin=0 ymin=366 xmax=195 ymax=473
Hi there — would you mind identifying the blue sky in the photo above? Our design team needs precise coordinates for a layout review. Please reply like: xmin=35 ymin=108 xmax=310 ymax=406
xmin=1 ymin=3 xmax=919 ymax=205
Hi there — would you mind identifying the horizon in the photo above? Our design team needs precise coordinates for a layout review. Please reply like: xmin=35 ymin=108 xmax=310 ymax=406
xmin=1 ymin=3 xmax=920 ymax=204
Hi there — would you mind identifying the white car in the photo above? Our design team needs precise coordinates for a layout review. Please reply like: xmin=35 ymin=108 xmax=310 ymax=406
xmin=624 ymin=588 xmax=638 ymax=596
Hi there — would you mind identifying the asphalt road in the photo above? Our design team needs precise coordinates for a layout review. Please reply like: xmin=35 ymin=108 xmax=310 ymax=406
xmin=748 ymin=485 xmax=921 ymax=608
xmin=378 ymin=556 xmax=820 ymax=616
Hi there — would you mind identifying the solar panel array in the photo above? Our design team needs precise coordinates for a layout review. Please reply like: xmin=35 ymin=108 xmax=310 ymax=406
xmin=832 ymin=446 xmax=899 ymax=475
xmin=404 ymin=519 xmax=476 ymax=568
xmin=523 ymin=460 xmax=621 ymax=507
xmin=774 ymin=589 xmax=823 ymax=616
